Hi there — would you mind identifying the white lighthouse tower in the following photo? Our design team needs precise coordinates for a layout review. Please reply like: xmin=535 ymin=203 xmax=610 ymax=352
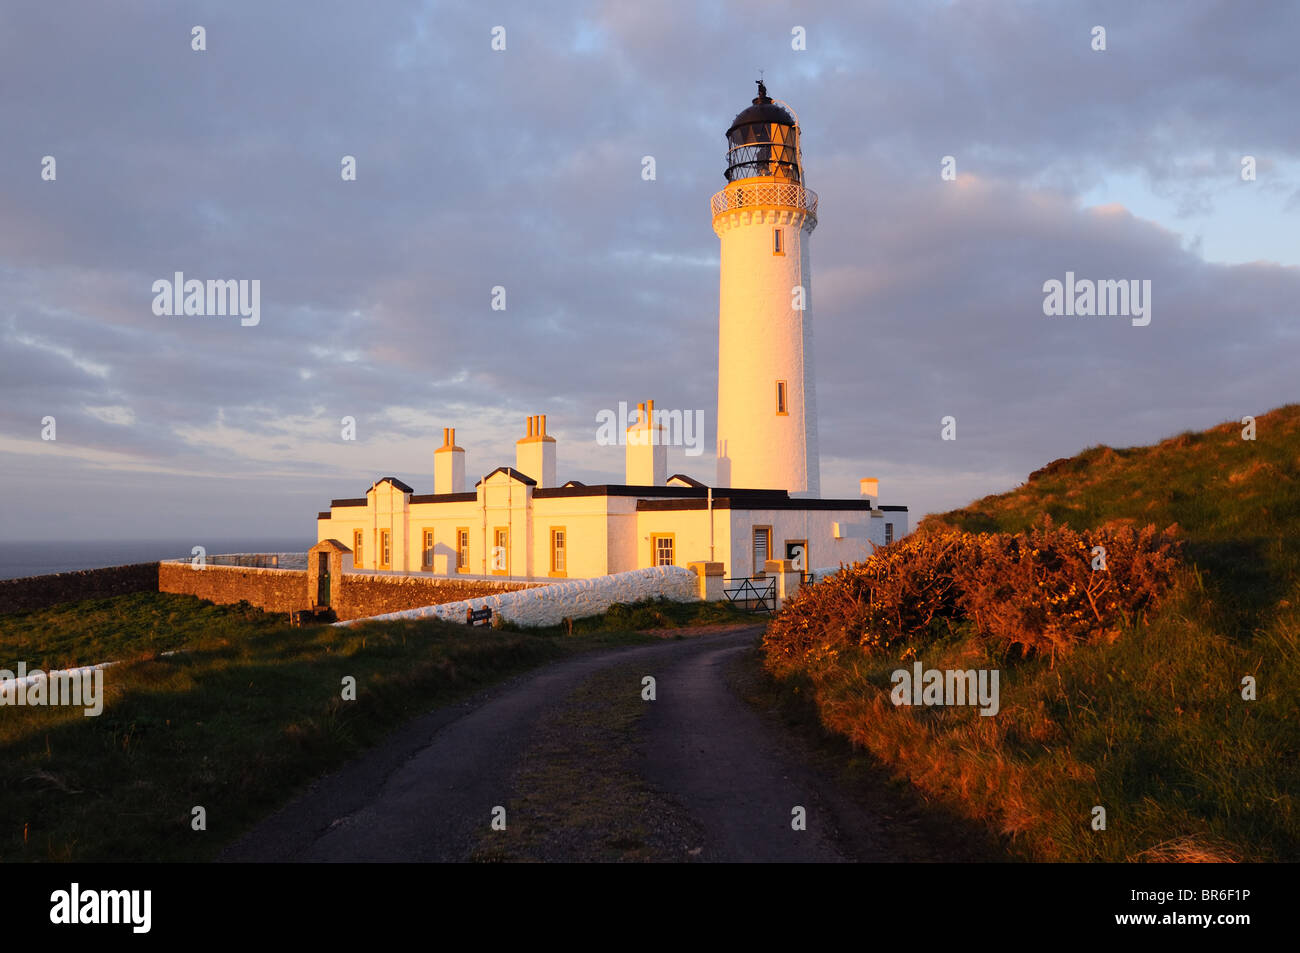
xmin=712 ymin=80 xmax=820 ymax=497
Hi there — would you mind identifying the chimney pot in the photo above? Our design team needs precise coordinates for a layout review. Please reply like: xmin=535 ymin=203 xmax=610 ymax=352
xmin=435 ymin=426 xmax=466 ymax=493
xmin=516 ymin=414 xmax=555 ymax=486
xmin=627 ymin=399 xmax=667 ymax=485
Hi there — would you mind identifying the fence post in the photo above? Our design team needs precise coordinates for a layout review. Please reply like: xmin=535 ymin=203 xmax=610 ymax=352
xmin=688 ymin=561 xmax=724 ymax=602
xmin=764 ymin=559 xmax=800 ymax=609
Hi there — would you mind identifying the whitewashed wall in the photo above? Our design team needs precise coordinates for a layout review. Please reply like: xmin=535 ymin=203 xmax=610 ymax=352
xmin=335 ymin=565 xmax=700 ymax=629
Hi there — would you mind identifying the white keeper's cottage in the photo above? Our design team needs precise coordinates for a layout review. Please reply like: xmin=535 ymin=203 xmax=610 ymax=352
xmin=315 ymin=82 xmax=908 ymax=582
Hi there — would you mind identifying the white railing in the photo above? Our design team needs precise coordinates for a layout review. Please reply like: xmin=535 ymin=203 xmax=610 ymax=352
xmin=711 ymin=182 xmax=818 ymax=217
xmin=163 ymin=553 xmax=307 ymax=570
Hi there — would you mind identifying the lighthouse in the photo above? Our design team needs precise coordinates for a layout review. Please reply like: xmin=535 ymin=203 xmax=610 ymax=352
xmin=312 ymin=82 xmax=911 ymax=589
xmin=712 ymin=80 xmax=820 ymax=497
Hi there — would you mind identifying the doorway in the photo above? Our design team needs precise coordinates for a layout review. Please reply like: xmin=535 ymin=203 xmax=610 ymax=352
xmin=316 ymin=551 xmax=330 ymax=605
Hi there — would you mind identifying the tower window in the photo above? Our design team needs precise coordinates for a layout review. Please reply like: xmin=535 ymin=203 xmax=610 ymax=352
xmin=773 ymin=228 xmax=784 ymax=255
xmin=885 ymin=523 xmax=895 ymax=544
xmin=776 ymin=380 xmax=788 ymax=415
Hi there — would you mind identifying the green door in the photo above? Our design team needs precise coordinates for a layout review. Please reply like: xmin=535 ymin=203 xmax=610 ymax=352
xmin=317 ymin=553 xmax=331 ymax=605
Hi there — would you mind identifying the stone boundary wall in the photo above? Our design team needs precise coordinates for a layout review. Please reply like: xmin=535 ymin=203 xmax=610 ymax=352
xmin=4 ymin=558 xmax=607 ymax=622
xmin=158 ymin=561 xmax=308 ymax=614
xmin=331 ymin=574 xmax=536 ymax=621
xmin=158 ymin=561 xmax=536 ymax=620
xmin=337 ymin=566 xmax=700 ymax=629
xmin=0 ymin=563 xmax=161 ymax=615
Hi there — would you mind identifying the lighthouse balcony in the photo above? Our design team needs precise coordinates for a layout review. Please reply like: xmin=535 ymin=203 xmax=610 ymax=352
xmin=710 ymin=181 xmax=818 ymax=218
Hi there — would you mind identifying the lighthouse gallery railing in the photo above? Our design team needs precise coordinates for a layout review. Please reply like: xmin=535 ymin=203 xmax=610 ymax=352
xmin=710 ymin=182 xmax=818 ymax=217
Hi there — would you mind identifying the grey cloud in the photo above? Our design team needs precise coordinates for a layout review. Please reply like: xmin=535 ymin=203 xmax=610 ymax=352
xmin=0 ymin=0 xmax=1296 ymax=536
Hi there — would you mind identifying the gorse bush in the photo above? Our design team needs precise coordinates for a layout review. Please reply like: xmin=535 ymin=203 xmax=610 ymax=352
xmin=762 ymin=519 xmax=1182 ymax=675
xmin=958 ymin=521 xmax=1181 ymax=659
xmin=761 ymin=531 xmax=966 ymax=673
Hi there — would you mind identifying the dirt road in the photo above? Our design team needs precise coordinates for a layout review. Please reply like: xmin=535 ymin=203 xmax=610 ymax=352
xmin=222 ymin=627 xmax=952 ymax=862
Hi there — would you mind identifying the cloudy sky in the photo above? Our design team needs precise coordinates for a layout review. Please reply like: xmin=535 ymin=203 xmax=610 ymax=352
xmin=1 ymin=0 xmax=1297 ymax=542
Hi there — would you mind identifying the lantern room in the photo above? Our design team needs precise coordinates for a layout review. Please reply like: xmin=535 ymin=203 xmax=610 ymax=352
xmin=723 ymin=80 xmax=804 ymax=184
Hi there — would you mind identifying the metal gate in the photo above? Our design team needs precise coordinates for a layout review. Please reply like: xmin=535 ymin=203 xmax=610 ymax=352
xmin=723 ymin=576 xmax=776 ymax=613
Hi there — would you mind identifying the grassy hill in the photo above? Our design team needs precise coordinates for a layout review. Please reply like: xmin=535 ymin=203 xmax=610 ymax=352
xmin=762 ymin=405 xmax=1300 ymax=861
xmin=923 ymin=404 xmax=1300 ymax=629
xmin=930 ymin=404 xmax=1300 ymax=538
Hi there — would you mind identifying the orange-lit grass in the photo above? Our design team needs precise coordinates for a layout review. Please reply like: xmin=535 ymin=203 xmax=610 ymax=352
xmin=773 ymin=586 xmax=1297 ymax=861
xmin=763 ymin=404 xmax=1300 ymax=862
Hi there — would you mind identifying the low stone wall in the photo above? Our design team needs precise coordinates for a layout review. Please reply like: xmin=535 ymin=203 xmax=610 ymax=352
xmin=332 ymin=574 xmax=536 ymax=622
xmin=157 ymin=562 xmax=536 ymax=620
xmin=0 ymin=563 xmax=161 ymax=615
xmin=158 ymin=562 xmax=307 ymax=614
xmin=337 ymin=566 xmax=700 ymax=629
xmin=4 ymin=558 xmax=635 ymax=624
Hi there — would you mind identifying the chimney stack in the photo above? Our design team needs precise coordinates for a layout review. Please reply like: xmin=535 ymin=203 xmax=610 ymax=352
xmin=435 ymin=427 xmax=465 ymax=494
xmin=516 ymin=414 xmax=556 ymax=487
xmin=626 ymin=398 xmax=668 ymax=486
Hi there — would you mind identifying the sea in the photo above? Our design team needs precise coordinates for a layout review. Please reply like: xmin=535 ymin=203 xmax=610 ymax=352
xmin=0 ymin=538 xmax=314 ymax=581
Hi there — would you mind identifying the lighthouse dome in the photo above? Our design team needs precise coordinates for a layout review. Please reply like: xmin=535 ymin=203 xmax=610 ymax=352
xmin=726 ymin=98 xmax=795 ymax=134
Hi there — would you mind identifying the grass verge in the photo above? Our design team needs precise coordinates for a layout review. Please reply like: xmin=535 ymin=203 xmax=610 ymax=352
xmin=0 ymin=591 xmax=749 ymax=862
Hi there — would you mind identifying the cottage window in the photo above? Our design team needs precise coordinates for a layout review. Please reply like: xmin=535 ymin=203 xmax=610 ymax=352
xmin=492 ymin=528 xmax=509 ymax=574
xmin=753 ymin=526 xmax=771 ymax=575
xmin=422 ymin=529 xmax=435 ymax=570
xmin=551 ymin=528 xmax=566 ymax=575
